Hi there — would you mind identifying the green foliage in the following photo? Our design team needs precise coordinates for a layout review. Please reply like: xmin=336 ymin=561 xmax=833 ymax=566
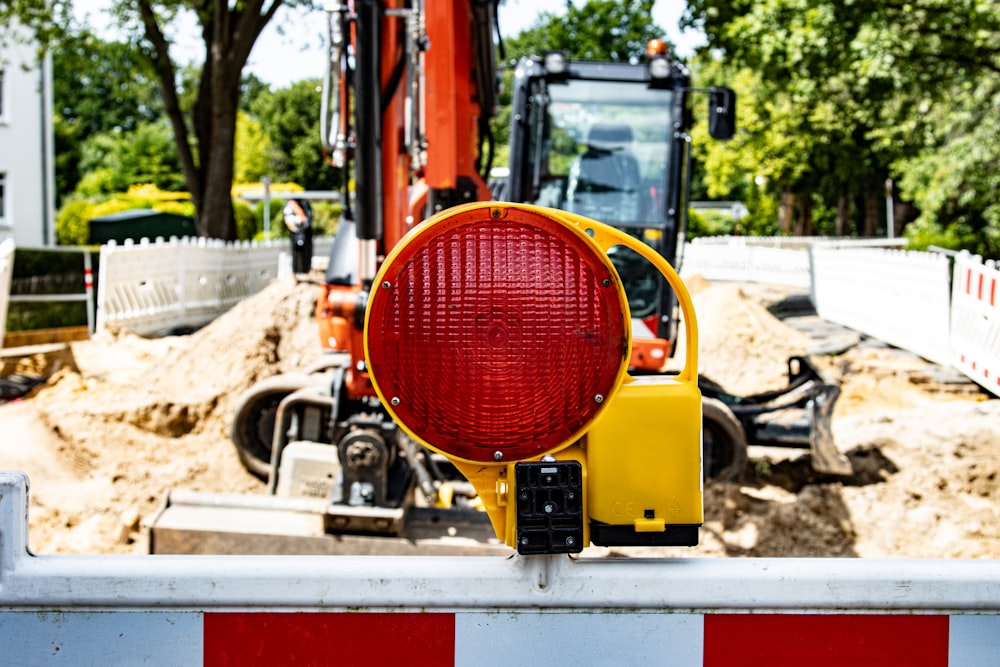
xmin=6 ymin=301 xmax=89 ymax=332
xmin=52 ymin=28 xmax=163 ymax=136
xmin=502 ymin=0 xmax=666 ymax=63
xmin=250 ymin=79 xmax=340 ymax=191
xmin=55 ymin=199 xmax=95 ymax=246
xmin=311 ymin=202 xmax=342 ymax=236
xmin=685 ymin=0 xmax=1000 ymax=251
xmin=55 ymin=185 xmax=195 ymax=246
xmin=234 ymin=111 xmax=273 ymax=184
xmin=686 ymin=209 xmax=733 ymax=239
xmin=233 ymin=199 xmax=257 ymax=241
xmin=74 ymin=121 xmax=184 ymax=197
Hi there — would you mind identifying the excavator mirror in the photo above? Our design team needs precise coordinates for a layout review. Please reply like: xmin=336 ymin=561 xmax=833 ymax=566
xmin=365 ymin=203 xmax=703 ymax=554
xmin=708 ymin=86 xmax=737 ymax=140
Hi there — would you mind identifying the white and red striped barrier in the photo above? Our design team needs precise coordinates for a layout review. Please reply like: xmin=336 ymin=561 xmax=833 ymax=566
xmin=2 ymin=472 xmax=999 ymax=665
xmin=951 ymin=252 xmax=1000 ymax=394
xmin=3 ymin=608 xmax=999 ymax=665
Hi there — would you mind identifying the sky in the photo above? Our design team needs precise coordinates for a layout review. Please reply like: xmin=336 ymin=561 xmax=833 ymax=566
xmin=72 ymin=0 xmax=703 ymax=88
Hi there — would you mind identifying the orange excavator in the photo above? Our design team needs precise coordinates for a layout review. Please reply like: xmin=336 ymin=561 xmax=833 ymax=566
xmin=149 ymin=0 xmax=848 ymax=555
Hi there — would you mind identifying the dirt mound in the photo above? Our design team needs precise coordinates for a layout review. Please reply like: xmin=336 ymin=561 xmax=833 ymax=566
xmin=668 ymin=281 xmax=812 ymax=393
xmin=2 ymin=275 xmax=323 ymax=554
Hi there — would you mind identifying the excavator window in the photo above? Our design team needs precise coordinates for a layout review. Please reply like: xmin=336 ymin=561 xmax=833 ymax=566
xmin=524 ymin=79 xmax=673 ymax=231
xmin=520 ymin=78 xmax=674 ymax=324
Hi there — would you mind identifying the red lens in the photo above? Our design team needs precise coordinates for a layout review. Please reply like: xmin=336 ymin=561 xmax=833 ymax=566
xmin=366 ymin=206 xmax=628 ymax=463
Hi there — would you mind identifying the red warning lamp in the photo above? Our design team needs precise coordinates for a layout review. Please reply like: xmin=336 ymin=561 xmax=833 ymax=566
xmin=366 ymin=203 xmax=703 ymax=555
xmin=366 ymin=204 xmax=629 ymax=463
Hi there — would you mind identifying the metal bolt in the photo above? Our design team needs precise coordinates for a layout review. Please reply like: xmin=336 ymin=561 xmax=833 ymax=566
xmin=520 ymin=536 xmax=529 ymax=546
xmin=382 ymin=280 xmax=391 ymax=289
xmin=594 ymin=394 xmax=604 ymax=404
xmin=491 ymin=208 xmax=502 ymax=218
xmin=565 ymin=536 xmax=576 ymax=547
xmin=494 ymin=450 xmax=503 ymax=461
xmin=567 ymin=491 xmax=575 ymax=500
xmin=391 ymin=397 xmax=400 ymax=406
xmin=601 ymin=278 xmax=611 ymax=287
xmin=543 ymin=501 xmax=556 ymax=514
xmin=519 ymin=491 xmax=529 ymax=500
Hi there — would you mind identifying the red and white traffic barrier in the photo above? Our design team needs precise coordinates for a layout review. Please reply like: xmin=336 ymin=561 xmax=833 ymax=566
xmin=2 ymin=472 xmax=999 ymax=664
xmin=2 ymin=608 xmax=999 ymax=665
xmin=952 ymin=251 xmax=1000 ymax=396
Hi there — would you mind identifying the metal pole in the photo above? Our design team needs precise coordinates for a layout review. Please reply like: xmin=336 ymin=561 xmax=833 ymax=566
xmin=263 ymin=177 xmax=272 ymax=241
xmin=885 ymin=178 xmax=894 ymax=239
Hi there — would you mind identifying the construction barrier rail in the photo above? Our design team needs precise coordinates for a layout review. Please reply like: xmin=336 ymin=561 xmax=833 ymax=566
xmin=95 ymin=236 xmax=332 ymax=336
xmin=1 ymin=473 xmax=998 ymax=665
xmin=951 ymin=252 xmax=1000 ymax=392
xmin=682 ymin=235 xmax=824 ymax=287
xmin=809 ymin=243 xmax=953 ymax=366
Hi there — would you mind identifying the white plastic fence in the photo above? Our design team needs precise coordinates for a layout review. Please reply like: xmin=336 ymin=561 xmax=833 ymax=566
xmin=0 ymin=472 xmax=999 ymax=665
xmin=0 ymin=238 xmax=14 ymax=347
xmin=681 ymin=235 xmax=816 ymax=287
xmin=96 ymin=236 xmax=332 ymax=336
xmin=96 ymin=236 xmax=283 ymax=335
xmin=951 ymin=252 xmax=1000 ymax=392
xmin=809 ymin=243 xmax=953 ymax=366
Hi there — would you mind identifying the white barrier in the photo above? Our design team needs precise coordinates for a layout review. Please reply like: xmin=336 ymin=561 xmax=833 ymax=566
xmin=809 ymin=244 xmax=953 ymax=366
xmin=951 ymin=252 xmax=1000 ymax=393
xmin=1 ymin=472 xmax=999 ymax=665
xmin=682 ymin=236 xmax=813 ymax=287
xmin=0 ymin=238 xmax=14 ymax=347
xmin=96 ymin=236 xmax=334 ymax=336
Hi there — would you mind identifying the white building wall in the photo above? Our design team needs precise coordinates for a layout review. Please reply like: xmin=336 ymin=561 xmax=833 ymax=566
xmin=0 ymin=32 xmax=55 ymax=247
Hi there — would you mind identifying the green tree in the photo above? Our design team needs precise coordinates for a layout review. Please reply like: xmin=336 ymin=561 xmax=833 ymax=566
xmin=234 ymin=111 xmax=273 ymax=183
xmin=684 ymin=0 xmax=1000 ymax=251
xmin=50 ymin=27 xmax=166 ymax=199
xmin=74 ymin=120 xmax=185 ymax=197
xmin=53 ymin=28 xmax=163 ymax=136
xmin=251 ymin=79 xmax=340 ymax=190
xmin=503 ymin=0 xmax=665 ymax=63
xmin=4 ymin=0 xmax=315 ymax=240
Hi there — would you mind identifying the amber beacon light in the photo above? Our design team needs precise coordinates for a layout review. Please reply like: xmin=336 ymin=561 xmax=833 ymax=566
xmin=366 ymin=203 xmax=703 ymax=554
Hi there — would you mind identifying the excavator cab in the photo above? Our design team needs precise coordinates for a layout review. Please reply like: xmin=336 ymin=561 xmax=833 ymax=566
xmin=499 ymin=50 xmax=704 ymax=371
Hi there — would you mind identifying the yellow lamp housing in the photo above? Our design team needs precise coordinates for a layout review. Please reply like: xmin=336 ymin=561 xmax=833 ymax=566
xmin=364 ymin=202 xmax=702 ymax=554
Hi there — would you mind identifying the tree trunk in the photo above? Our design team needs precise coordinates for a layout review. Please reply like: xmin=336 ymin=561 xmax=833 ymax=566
xmin=779 ymin=191 xmax=795 ymax=234
xmin=136 ymin=0 xmax=282 ymax=240
xmin=835 ymin=190 xmax=850 ymax=236
xmin=795 ymin=195 xmax=813 ymax=236
xmin=863 ymin=195 xmax=879 ymax=236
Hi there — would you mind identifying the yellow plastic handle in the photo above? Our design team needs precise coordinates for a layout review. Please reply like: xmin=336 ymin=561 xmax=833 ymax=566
xmin=517 ymin=205 xmax=699 ymax=385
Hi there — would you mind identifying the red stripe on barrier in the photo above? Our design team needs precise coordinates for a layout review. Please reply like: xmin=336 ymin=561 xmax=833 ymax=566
xmin=704 ymin=614 xmax=949 ymax=667
xmin=991 ymin=277 xmax=997 ymax=306
xmin=978 ymin=273 xmax=984 ymax=300
xmin=966 ymin=268 xmax=972 ymax=295
xmin=204 ymin=612 xmax=455 ymax=666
